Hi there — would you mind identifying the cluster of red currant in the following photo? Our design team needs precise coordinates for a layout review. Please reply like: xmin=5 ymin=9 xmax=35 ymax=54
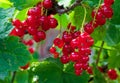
xmin=10 ymin=0 xmax=58 ymax=70
xmin=84 ymin=0 xmax=114 ymax=34
xmin=10 ymin=0 xmax=58 ymax=42
xmin=50 ymin=0 xmax=115 ymax=76
xmin=50 ymin=24 xmax=94 ymax=75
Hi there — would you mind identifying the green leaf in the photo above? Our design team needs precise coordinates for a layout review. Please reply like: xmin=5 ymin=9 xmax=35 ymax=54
xmin=29 ymin=59 xmax=89 ymax=83
xmin=15 ymin=70 xmax=28 ymax=83
xmin=70 ymin=6 xmax=92 ymax=29
xmin=45 ymin=57 xmax=63 ymax=69
xmin=110 ymin=0 xmax=120 ymax=25
xmin=63 ymin=72 xmax=89 ymax=83
xmin=82 ymin=0 xmax=99 ymax=7
xmin=0 ymin=0 xmax=12 ymax=8
xmin=104 ymin=24 xmax=120 ymax=46
xmin=16 ymin=8 xmax=29 ymax=21
xmin=9 ymin=0 xmax=41 ymax=10
xmin=29 ymin=61 xmax=63 ymax=83
xmin=91 ymin=26 xmax=106 ymax=43
xmin=0 ymin=72 xmax=8 ymax=80
xmin=0 ymin=36 xmax=31 ymax=73
xmin=93 ymin=64 xmax=106 ymax=83
xmin=0 ymin=7 xmax=15 ymax=39
xmin=108 ymin=44 xmax=120 ymax=68
xmin=54 ymin=14 xmax=69 ymax=29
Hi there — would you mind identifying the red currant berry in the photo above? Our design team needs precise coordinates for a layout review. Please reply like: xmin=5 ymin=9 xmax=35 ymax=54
xmin=27 ymin=39 xmax=34 ymax=46
xmin=53 ymin=38 xmax=64 ymax=48
xmin=86 ymin=66 xmax=93 ymax=74
xmin=49 ymin=18 xmax=58 ymax=28
xmin=70 ymin=52 xmax=80 ymax=62
xmin=70 ymin=37 xmax=80 ymax=49
xmin=73 ymin=31 xmax=81 ymax=38
xmin=62 ymin=44 xmax=74 ymax=55
xmin=29 ymin=47 xmax=35 ymax=54
xmin=60 ymin=55 xmax=70 ymax=64
xmin=12 ymin=19 xmax=22 ymax=28
xmin=100 ymin=4 xmax=113 ymax=18
xmin=37 ymin=31 xmax=46 ymax=40
xmin=53 ymin=52 xmax=59 ymax=58
xmin=43 ymin=0 xmax=52 ymax=9
xmin=75 ymin=69 xmax=82 ymax=76
xmin=74 ymin=62 xmax=83 ymax=70
xmin=15 ymin=28 xmax=25 ymax=37
xmin=27 ymin=26 xmax=38 ymax=35
xmin=82 ymin=63 xmax=89 ymax=70
xmin=62 ymin=33 xmax=72 ymax=43
xmin=20 ymin=63 xmax=30 ymax=70
xmin=107 ymin=69 xmax=118 ymax=80
xmin=104 ymin=0 xmax=114 ymax=6
xmin=49 ymin=47 xmax=56 ymax=54
xmin=84 ymin=23 xmax=94 ymax=34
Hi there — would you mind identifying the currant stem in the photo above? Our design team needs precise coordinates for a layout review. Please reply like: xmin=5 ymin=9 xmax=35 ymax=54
xmin=80 ymin=4 xmax=87 ymax=32
xmin=96 ymin=41 xmax=105 ymax=66
xmin=93 ymin=45 xmax=113 ymax=51
xmin=11 ymin=71 xmax=16 ymax=83
xmin=92 ymin=0 xmax=102 ymax=27
xmin=59 ymin=14 xmax=62 ymax=35
xmin=13 ymin=11 xmax=19 ymax=19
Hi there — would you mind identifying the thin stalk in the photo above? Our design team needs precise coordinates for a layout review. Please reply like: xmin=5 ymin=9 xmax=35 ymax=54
xmin=11 ymin=71 xmax=16 ymax=83
xmin=80 ymin=4 xmax=87 ymax=32
xmin=96 ymin=41 xmax=105 ymax=65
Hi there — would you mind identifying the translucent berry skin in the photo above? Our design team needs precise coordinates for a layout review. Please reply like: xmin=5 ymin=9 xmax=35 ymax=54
xmin=91 ymin=10 xmax=106 ymax=25
xmin=104 ymin=0 xmax=114 ymax=6
xmin=15 ymin=28 xmax=25 ymax=37
xmin=53 ymin=52 xmax=59 ymax=58
xmin=70 ymin=37 xmax=79 ymax=49
xmin=29 ymin=47 xmax=35 ymax=54
xmin=43 ymin=0 xmax=52 ymax=9
xmin=86 ymin=67 xmax=93 ymax=74
xmin=60 ymin=55 xmax=70 ymax=64
xmin=70 ymin=52 xmax=80 ymax=62
xmin=62 ymin=44 xmax=74 ymax=55
xmin=20 ymin=63 xmax=30 ymax=70
xmin=84 ymin=23 xmax=94 ymax=34
xmin=49 ymin=18 xmax=58 ymax=28
xmin=12 ymin=19 xmax=22 ymax=28
xmin=75 ymin=69 xmax=82 ymax=76
xmin=74 ymin=62 xmax=83 ymax=70
xmin=27 ymin=39 xmax=34 ymax=46
xmin=53 ymin=38 xmax=64 ymax=48
xmin=100 ymin=4 xmax=113 ymax=18
xmin=49 ymin=47 xmax=56 ymax=54
xmin=62 ymin=33 xmax=72 ymax=43
xmin=107 ymin=69 xmax=118 ymax=80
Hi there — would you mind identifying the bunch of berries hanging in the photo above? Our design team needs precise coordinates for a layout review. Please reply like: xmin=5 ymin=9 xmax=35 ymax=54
xmin=84 ymin=0 xmax=114 ymax=34
xmin=10 ymin=0 xmax=58 ymax=43
xmin=50 ymin=0 xmax=114 ymax=76
xmin=50 ymin=24 xmax=94 ymax=75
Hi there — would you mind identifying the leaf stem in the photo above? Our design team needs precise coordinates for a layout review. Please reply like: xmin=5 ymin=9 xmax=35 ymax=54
xmin=11 ymin=71 xmax=16 ymax=83
xmin=96 ymin=41 xmax=105 ymax=66
xmin=80 ymin=4 xmax=87 ymax=32
xmin=93 ymin=45 xmax=113 ymax=51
